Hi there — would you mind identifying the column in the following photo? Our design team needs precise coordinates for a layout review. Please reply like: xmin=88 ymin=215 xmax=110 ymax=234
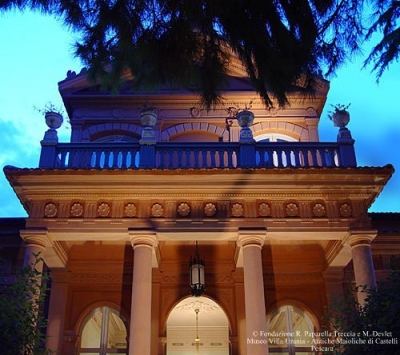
xmin=238 ymin=229 xmax=268 ymax=355
xmin=129 ymin=230 xmax=157 ymax=355
xmin=347 ymin=231 xmax=377 ymax=305
xmin=20 ymin=229 xmax=49 ymax=273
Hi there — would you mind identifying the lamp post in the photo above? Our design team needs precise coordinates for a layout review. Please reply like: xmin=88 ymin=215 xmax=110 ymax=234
xmin=189 ymin=242 xmax=205 ymax=297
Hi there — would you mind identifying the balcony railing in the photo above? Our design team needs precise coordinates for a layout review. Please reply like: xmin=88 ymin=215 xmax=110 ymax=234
xmin=39 ymin=140 xmax=356 ymax=169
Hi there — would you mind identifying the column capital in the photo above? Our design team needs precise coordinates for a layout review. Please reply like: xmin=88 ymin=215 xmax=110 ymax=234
xmin=20 ymin=228 xmax=51 ymax=250
xmin=237 ymin=228 xmax=266 ymax=249
xmin=345 ymin=230 xmax=377 ymax=248
xmin=129 ymin=229 xmax=158 ymax=250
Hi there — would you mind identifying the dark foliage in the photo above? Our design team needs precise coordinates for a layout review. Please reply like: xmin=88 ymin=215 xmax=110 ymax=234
xmin=324 ymin=257 xmax=400 ymax=355
xmin=0 ymin=1 xmax=397 ymax=109
xmin=364 ymin=0 xmax=400 ymax=79
xmin=0 ymin=255 xmax=52 ymax=355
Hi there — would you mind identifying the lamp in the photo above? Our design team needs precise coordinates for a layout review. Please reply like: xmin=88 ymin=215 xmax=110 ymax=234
xmin=189 ymin=241 xmax=205 ymax=297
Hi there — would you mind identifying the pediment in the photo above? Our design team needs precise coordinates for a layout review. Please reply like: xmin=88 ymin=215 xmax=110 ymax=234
xmin=58 ymin=59 xmax=329 ymax=109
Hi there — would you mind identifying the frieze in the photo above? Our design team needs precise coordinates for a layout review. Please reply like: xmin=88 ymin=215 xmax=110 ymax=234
xmin=71 ymin=273 xmax=123 ymax=284
xmin=264 ymin=272 xmax=324 ymax=284
xmin=207 ymin=275 xmax=234 ymax=284
xmin=44 ymin=202 xmax=58 ymax=218
xmin=231 ymin=203 xmax=244 ymax=217
xmin=39 ymin=198 xmax=363 ymax=220
xmin=97 ymin=202 xmax=111 ymax=217
xmin=285 ymin=202 xmax=299 ymax=217
xmin=177 ymin=202 xmax=191 ymax=217
xmin=161 ymin=275 xmax=188 ymax=285
xmin=312 ymin=203 xmax=326 ymax=217
xmin=29 ymin=192 xmax=372 ymax=198
xmin=124 ymin=203 xmax=137 ymax=217
xmin=204 ymin=202 xmax=217 ymax=217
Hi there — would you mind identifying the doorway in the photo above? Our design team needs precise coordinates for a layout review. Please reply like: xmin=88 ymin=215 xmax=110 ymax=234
xmin=166 ymin=296 xmax=230 ymax=355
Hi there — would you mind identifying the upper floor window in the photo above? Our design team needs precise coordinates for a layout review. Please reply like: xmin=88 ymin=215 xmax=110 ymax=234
xmin=267 ymin=305 xmax=315 ymax=355
xmin=93 ymin=135 xmax=138 ymax=143
xmin=255 ymin=133 xmax=298 ymax=142
xmin=79 ymin=306 xmax=127 ymax=354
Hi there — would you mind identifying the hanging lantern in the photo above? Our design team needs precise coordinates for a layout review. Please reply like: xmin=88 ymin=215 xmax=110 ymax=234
xmin=189 ymin=242 xmax=205 ymax=297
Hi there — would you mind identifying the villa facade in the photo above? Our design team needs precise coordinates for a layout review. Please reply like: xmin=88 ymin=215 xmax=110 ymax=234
xmin=2 ymin=61 xmax=399 ymax=355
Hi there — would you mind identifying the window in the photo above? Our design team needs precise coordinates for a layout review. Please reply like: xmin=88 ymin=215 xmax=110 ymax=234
xmin=80 ymin=307 xmax=127 ymax=355
xmin=255 ymin=133 xmax=298 ymax=143
xmin=267 ymin=305 xmax=315 ymax=355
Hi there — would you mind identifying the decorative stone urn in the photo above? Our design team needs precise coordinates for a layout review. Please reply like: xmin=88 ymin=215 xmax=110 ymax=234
xmin=331 ymin=109 xmax=350 ymax=128
xmin=140 ymin=109 xmax=157 ymax=127
xmin=42 ymin=111 xmax=63 ymax=144
xmin=328 ymin=104 xmax=350 ymax=128
xmin=236 ymin=109 xmax=254 ymax=127
xmin=140 ymin=108 xmax=158 ymax=144
xmin=236 ymin=109 xmax=255 ymax=142
xmin=45 ymin=111 xmax=63 ymax=129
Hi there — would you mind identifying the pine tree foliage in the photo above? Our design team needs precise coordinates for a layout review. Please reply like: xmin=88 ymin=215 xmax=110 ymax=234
xmin=0 ymin=1 xmax=394 ymax=109
xmin=0 ymin=255 xmax=51 ymax=355
xmin=364 ymin=0 xmax=400 ymax=79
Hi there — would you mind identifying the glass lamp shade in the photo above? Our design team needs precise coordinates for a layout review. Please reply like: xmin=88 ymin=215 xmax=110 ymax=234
xmin=190 ymin=259 xmax=205 ymax=297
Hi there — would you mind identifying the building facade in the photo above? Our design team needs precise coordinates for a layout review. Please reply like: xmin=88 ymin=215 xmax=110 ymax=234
xmin=2 ymin=61 xmax=399 ymax=355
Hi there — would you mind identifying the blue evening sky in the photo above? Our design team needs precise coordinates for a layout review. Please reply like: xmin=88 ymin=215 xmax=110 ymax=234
xmin=0 ymin=10 xmax=399 ymax=217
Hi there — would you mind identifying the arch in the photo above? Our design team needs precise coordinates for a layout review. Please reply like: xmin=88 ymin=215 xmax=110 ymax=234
xmin=266 ymin=302 xmax=319 ymax=355
xmin=75 ymin=302 xmax=129 ymax=355
xmin=254 ymin=132 xmax=298 ymax=142
xmin=266 ymin=299 xmax=321 ymax=331
xmin=252 ymin=121 xmax=307 ymax=141
xmin=81 ymin=123 xmax=142 ymax=142
xmin=166 ymin=296 xmax=230 ymax=355
xmin=161 ymin=122 xmax=228 ymax=142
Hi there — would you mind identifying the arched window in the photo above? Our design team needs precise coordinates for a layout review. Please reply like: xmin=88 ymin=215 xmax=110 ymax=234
xmin=255 ymin=133 xmax=298 ymax=142
xmin=93 ymin=135 xmax=139 ymax=143
xmin=267 ymin=305 xmax=315 ymax=355
xmin=79 ymin=306 xmax=127 ymax=355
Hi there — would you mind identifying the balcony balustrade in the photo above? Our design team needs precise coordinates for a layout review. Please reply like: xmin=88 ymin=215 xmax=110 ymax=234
xmin=39 ymin=140 xmax=356 ymax=169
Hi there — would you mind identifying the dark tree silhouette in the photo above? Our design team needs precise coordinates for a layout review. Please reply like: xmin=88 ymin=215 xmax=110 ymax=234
xmin=364 ymin=0 xmax=400 ymax=80
xmin=0 ymin=1 xmax=396 ymax=108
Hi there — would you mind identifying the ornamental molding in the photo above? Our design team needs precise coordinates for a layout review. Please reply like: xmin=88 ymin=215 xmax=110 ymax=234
xmin=207 ymin=274 xmax=234 ymax=284
xmin=264 ymin=272 xmax=324 ymax=284
xmin=161 ymin=275 xmax=188 ymax=285
xmin=175 ymin=300 xmax=220 ymax=313
xmin=344 ymin=230 xmax=378 ymax=247
xmin=33 ymin=198 xmax=364 ymax=221
xmin=71 ymin=273 xmax=123 ymax=284
xmin=27 ymin=192 xmax=373 ymax=199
